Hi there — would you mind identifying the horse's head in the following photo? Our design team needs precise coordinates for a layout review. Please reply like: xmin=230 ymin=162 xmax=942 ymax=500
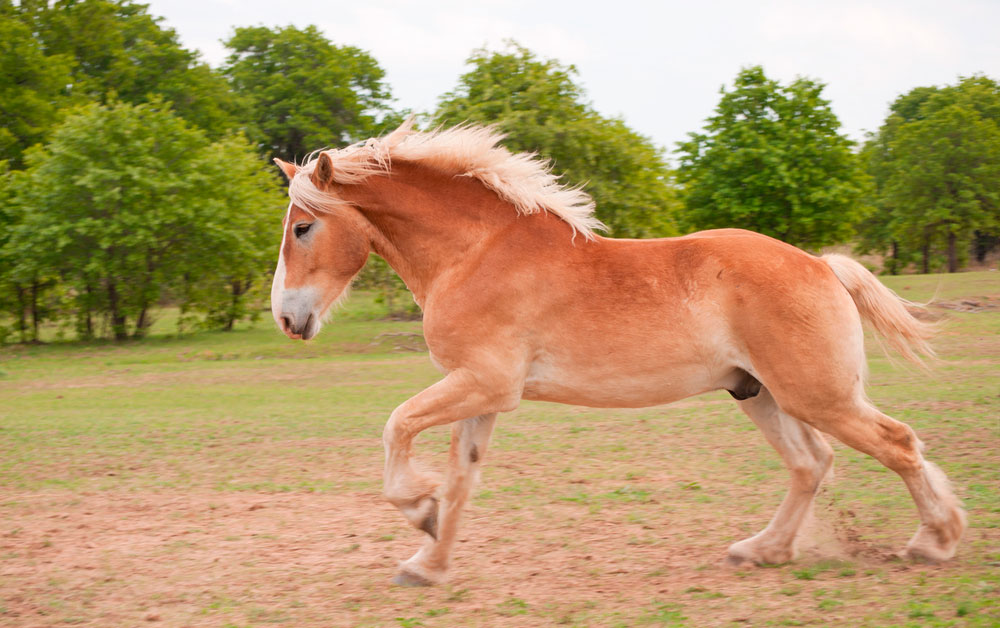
xmin=270 ymin=156 xmax=370 ymax=340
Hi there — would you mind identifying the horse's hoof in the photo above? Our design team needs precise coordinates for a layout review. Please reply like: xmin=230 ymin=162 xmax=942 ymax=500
xmin=392 ymin=569 xmax=435 ymax=587
xmin=726 ymin=538 xmax=794 ymax=566
xmin=903 ymin=545 xmax=948 ymax=564
xmin=903 ymin=517 xmax=963 ymax=564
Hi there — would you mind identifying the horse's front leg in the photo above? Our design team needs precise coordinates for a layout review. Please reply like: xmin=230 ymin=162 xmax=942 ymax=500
xmin=393 ymin=413 xmax=497 ymax=586
xmin=382 ymin=369 xmax=517 ymax=585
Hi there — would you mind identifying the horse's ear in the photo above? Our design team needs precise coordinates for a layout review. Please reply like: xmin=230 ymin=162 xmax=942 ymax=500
xmin=310 ymin=151 xmax=335 ymax=189
xmin=274 ymin=158 xmax=297 ymax=181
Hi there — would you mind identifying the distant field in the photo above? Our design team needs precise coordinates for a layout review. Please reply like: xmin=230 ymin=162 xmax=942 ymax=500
xmin=0 ymin=275 xmax=997 ymax=627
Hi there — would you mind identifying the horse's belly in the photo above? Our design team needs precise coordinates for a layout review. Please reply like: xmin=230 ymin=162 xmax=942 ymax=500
xmin=521 ymin=356 xmax=720 ymax=408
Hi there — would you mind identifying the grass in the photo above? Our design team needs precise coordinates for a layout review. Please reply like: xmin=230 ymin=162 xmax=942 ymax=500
xmin=0 ymin=274 xmax=998 ymax=626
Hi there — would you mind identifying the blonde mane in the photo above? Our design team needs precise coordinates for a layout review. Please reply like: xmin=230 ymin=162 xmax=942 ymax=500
xmin=287 ymin=118 xmax=605 ymax=240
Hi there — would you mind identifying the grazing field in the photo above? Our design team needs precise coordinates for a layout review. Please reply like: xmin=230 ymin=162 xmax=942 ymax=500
xmin=0 ymin=273 xmax=998 ymax=627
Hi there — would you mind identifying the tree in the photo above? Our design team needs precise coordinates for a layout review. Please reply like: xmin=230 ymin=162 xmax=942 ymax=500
xmin=676 ymin=66 xmax=869 ymax=249
xmin=0 ymin=6 xmax=74 ymax=168
xmin=856 ymin=130 xmax=909 ymax=274
xmin=856 ymin=85 xmax=949 ymax=273
xmin=223 ymin=25 xmax=395 ymax=161
xmin=175 ymin=135 xmax=284 ymax=331
xmin=1 ymin=162 xmax=62 ymax=342
xmin=861 ymin=76 xmax=1000 ymax=273
xmin=435 ymin=43 xmax=679 ymax=238
xmin=0 ymin=160 xmax=24 ymax=343
xmin=6 ymin=0 xmax=239 ymax=139
xmin=8 ymin=101 xmax=283 ymax=340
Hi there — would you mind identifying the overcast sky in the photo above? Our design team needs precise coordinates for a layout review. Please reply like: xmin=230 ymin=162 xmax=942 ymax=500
xmin=145 ymin=0 xmax=999 ymax=159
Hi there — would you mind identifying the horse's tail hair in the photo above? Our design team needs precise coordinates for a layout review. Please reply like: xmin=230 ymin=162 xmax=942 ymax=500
xmin=822 ymin=253 xmax=936 ymax=370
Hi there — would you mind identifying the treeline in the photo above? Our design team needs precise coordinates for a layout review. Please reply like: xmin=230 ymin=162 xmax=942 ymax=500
xmin=1 ymin=1 xmax=998 ymax=343
xmin=858 ymin=77 xmax=1000 ymax=273
xmin=0 ymin=1 xmax=397 ymax=342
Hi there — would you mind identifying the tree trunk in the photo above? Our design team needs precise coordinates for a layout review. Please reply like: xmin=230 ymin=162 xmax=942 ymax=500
xmin=135 ymin=254 xmax=158 ymax=338
xmin=107 ymin=281 xmax=128 ymax=341
xmin=921 ymin=240 xmax=930 ymax=275
xmin=224 ymin=280 xmax=248 ymax=332
xmin=14 ymin=284 xmax=27 ymax=343
xmin=30 ymin=281 xmax=40 ymax=342
xmin=947 ymin=231 xmax=958 ymax=273
xmin=84 ymin=283 xmax=94 ymax=340
xmin=134 ymin=304 xmax=149 ymax=338
xmin=973 ymin=230 xmax=998 ymax=263
xmin=890 ymin=240 xmax=899 ymax=275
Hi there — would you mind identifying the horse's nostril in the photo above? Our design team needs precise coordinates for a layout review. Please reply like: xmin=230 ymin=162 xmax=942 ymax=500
xmin=301 ymin=313 xmax=316 ymax=339
xmin=280 ymin=315 xmax=293 ymax=331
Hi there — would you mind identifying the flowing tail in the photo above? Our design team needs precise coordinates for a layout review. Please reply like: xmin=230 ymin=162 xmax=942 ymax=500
xmin=823 ymin=254 xmax=936 ymax=368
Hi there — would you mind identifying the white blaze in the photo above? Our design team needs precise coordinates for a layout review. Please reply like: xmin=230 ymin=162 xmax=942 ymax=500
xmin=270 ymin=203 xmax=292 ymax=326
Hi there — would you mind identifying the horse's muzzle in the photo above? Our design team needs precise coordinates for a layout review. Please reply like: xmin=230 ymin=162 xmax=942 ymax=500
xmin=275 ymin=287 xmax=321 ymax=340
xmin=278 ymin=311 xmax=317 ymax=340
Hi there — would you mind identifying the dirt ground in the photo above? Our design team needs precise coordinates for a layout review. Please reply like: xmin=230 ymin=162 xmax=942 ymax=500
xmin=2 ymin=481 xmax=992 ymax=627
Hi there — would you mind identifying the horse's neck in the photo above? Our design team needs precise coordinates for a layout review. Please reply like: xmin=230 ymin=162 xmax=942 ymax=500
xmin=351 ymin=164 xmax=520 ymax=303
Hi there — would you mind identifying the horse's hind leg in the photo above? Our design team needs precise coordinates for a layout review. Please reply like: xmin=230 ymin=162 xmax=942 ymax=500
xmin=393 ymin=413 xmax=497 ymax=586
xmin=798 ymin=401 xmax=966 ymax=562
xmin=729 ymin=388 xmax=834 ymax=565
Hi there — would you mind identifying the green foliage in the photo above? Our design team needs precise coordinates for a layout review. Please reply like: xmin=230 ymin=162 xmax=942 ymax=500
xmin=173 ymin=134 xmax=285 ymax=331
xmin=35 ymin=0 xmax=239 ymax=137
xmin=7 ymin=101 xmax=283 ymax=340
xmin=435 ymin=42 xmax=679 ymax=238
xmin=353 ymin=255 xmax=421 ymax=320
xmin=861 ymin=76 xmax=1000 ymax=273
xmin=676 ymin=66 xmax=870 ymax=249
xmin=0 ymin=161 xmax=60 ymax=342
xmin=0 ymin=160 xmax=19 ymax=342
xmin=0 ymin=7 xmax=74 ymax=168
xmin=223 ymin=25 xmax=395 ymax=161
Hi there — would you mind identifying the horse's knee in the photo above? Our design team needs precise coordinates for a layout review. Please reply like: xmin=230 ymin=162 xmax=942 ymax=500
xmin=383 ymin=407 xmax=411 ymax=447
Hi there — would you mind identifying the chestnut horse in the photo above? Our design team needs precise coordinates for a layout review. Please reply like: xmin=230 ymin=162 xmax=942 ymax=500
xmin=270 ymin=120 xmax=965 ymax=586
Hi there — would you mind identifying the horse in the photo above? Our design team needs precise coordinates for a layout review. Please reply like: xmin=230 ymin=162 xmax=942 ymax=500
xmin=268 ymin=119 xmax=966 ymax=586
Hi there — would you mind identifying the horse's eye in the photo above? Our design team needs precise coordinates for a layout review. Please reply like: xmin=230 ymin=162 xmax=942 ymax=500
xmin=293 ymin=222 xmax=313 ymax=239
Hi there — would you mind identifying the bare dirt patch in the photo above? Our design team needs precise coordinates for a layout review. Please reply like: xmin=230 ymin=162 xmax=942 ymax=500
xmin=933 ymin=294 xmax=1000 ymax=313
xmin=1 ymin=486 xmax=989 ymax=627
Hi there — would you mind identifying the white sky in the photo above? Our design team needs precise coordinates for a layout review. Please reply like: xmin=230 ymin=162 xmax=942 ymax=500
xmin=145 ymin=0 xmax=999 ymax=160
